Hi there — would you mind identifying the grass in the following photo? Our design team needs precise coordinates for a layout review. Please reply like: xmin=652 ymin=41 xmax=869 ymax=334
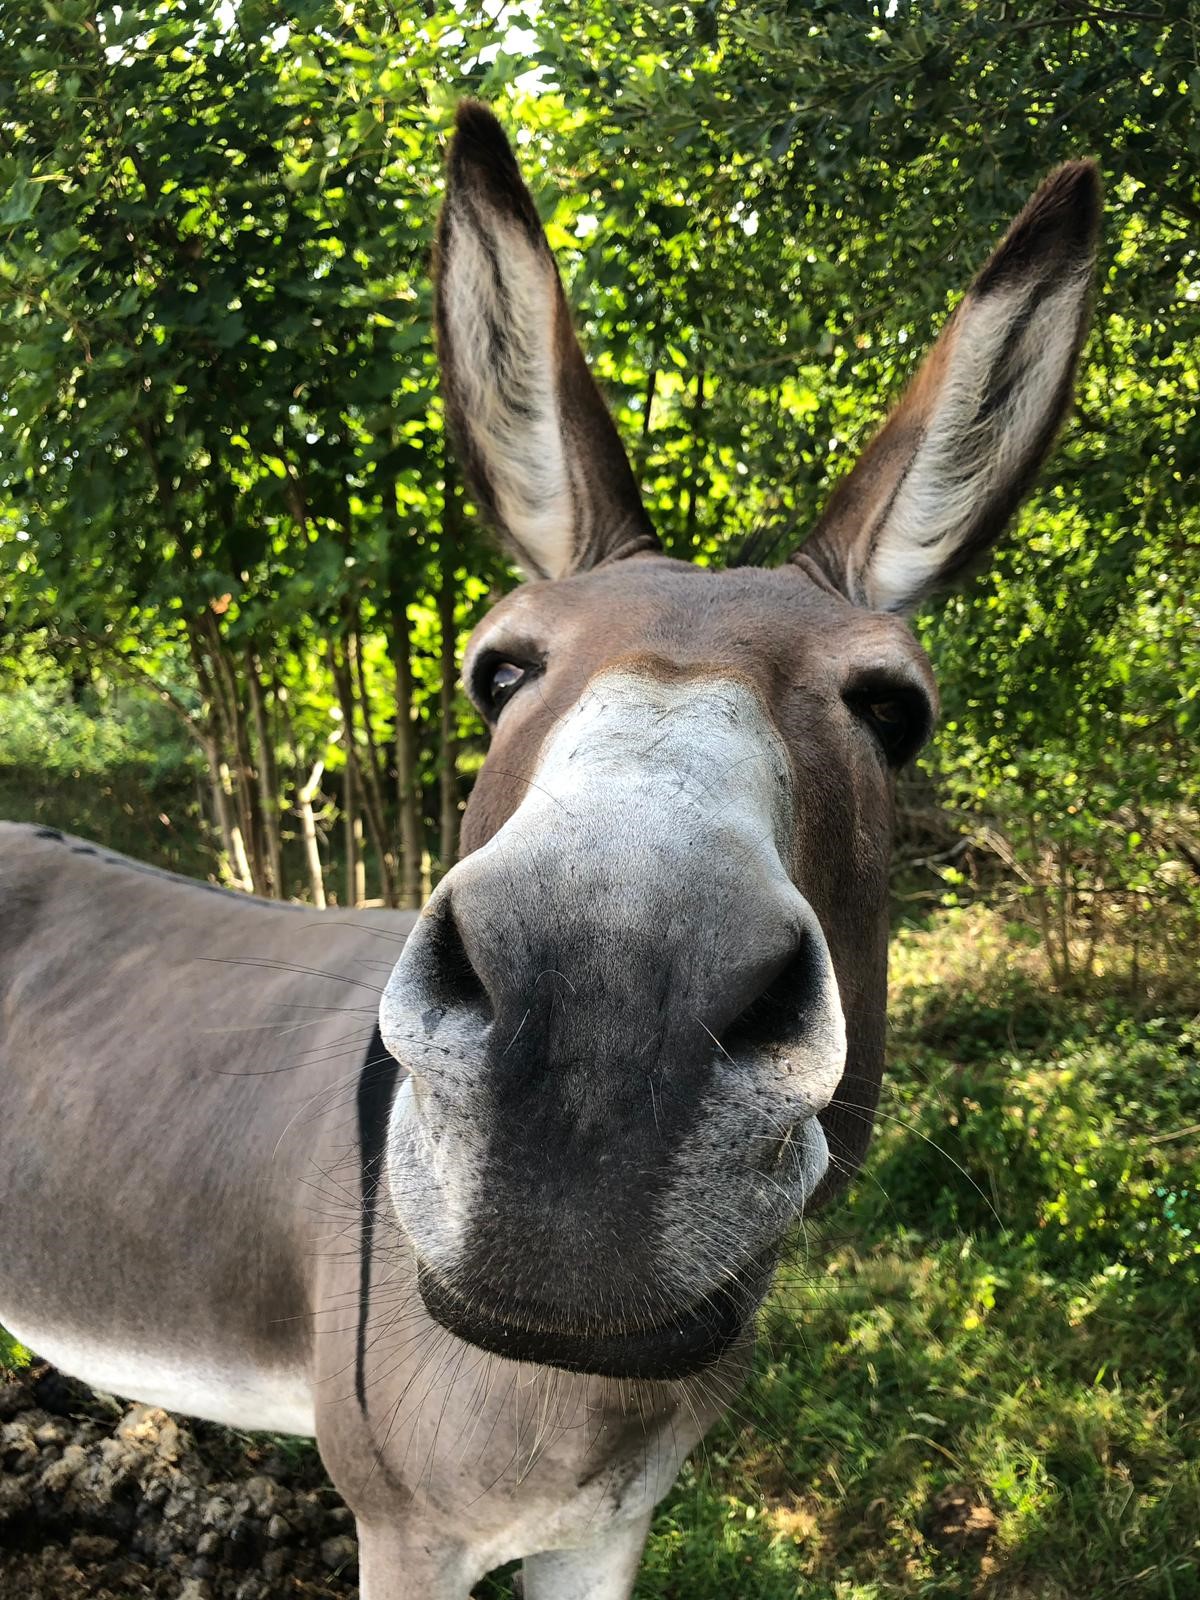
xmin=612 ymin=908 xmax=1200 ymax=1599
xmin=0 ymin=1326 xmax=30 ymax=1371
xmin=4 ymin=904 xmax=1197 ymax=1597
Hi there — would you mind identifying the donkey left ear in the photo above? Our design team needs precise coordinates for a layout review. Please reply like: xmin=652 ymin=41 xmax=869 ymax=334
xmin=434 ymin=102 xmax=659 ymax=580
xmin=796 ymin=161 xmax=1101 ymax=613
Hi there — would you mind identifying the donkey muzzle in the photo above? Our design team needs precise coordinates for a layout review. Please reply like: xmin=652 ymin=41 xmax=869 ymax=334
xmin=379 ymin=670 xmax=847 ymax=1375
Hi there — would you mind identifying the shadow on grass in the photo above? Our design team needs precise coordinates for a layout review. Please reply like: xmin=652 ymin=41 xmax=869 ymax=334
xmin=635 ymin=1241 xmax=1200 ymax=1599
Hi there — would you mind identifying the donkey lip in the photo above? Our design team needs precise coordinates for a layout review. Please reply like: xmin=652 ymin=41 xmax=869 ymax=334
xmin=415 ymin=1259 xmax=760 ymax=1380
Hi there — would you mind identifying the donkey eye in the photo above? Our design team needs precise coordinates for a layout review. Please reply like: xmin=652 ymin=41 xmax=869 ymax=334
xmin=868 ymin=698 xmax=906 ymax=725
xmin=490 ymin=662 xmax=526 ymax=704
xmin=472 ymin=652 xmax=539 ymax=720
xmin=846 ymin=686 xmax=932 ymax=766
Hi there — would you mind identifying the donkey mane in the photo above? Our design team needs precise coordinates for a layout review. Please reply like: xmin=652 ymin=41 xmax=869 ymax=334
xmin=11 ymin=823 xmax=308 ymax=910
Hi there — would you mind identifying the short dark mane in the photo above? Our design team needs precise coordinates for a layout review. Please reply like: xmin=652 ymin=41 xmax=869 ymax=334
xmin=21 ymin=823 xmax=307 ymax=911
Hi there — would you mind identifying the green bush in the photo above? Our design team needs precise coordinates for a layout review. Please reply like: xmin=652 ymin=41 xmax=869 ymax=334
xmin=858 ymin=933 xmax=1200 ymax=1281
xmin=0 ymin=675 xmax=212 ymax=875
xmin=0 ymin=1325 xmax=30 ymax=1372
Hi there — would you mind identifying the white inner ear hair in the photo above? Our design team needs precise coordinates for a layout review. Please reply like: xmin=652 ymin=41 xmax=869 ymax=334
xmin=867 ymin=266 xmax=1091 ymax=613
xmin=443 ymin=197 xmax=575 ymax=580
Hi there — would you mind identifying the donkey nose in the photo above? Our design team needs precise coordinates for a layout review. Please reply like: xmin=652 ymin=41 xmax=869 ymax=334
xmin=381 ymin=845 xmax=847 ymax=1371
xmin=379 ymin=886 xmax=493 ymax=1093
xmin=381 ymin=854 xmax=845 ymax=1121
xmin=714 ymin=916 xmax=832 ymax=1069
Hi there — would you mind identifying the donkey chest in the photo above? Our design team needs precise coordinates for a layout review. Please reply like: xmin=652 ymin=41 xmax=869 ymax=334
xmin=412 ymin=1404 xmax=692 ymax=1575
xmin=339 ymin=1350 xmax=702 ymax=1570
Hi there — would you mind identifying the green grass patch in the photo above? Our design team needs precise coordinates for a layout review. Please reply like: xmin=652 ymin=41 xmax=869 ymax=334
xmin=625 ymin=910 xmax=1200 ymax=1598
xmin=0 ymin=1324 xmax=31 ymax=1372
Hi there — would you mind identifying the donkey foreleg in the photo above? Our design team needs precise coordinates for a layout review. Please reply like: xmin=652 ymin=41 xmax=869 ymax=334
xmin=355 ymin=1520 xmax=478 ymax=1600
xmin=521 ymin=1513 xmax=654 ymax=1600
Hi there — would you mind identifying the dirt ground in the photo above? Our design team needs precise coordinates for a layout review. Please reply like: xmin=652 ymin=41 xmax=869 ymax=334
xmin=0 ymin=1364 xmax=360 ymax=1600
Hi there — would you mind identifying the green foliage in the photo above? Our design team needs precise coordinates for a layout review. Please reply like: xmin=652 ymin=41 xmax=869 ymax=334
xmin=0 ymin=673 xmax=193 ymax=781
xmin=1 ymin=0 xmax=1196 ymax=940
xmin=0 ymin=1325 xmax=31 ymax=1372
xmin=874 ymin=916 xmax=1200 ymax=1279
xmin=0 ymin=0 xmax=507 ymax=902
xmin=0 ymin=664 xmax=212 ymax=870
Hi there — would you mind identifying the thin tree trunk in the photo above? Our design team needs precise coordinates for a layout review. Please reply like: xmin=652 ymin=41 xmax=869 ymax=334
xmin=351 ymin=623 xmax=387 ymax=818
xmin=349 ymin=621 xmax=398 ymax=895
xmin=1056 ymin=840 xmax=1073 ymax=988
xmin=417 ymin=669 xmax=440 ymax=905
xmin=332 ymin=508 xmax=396 ymax=904
xmin=637 ymin=363 xmax=657 ymax=469
xmin=343 ymin=762 xmax=358 ymax=909
xmin=186 ymin=625 xmax=250 ymax=891
xmin=438 ymin=479 xmax=462 ymax=874
xmin=220 ymin=760 xmax=255 ymax=892
xmin=201 ymin=737 xmax=249 ymax=889
xmin=192 ymin=617 xmax=262 ymax=893
xmin=204 ymin=616 xmax=265 ymax=893
xmin=298 ymin=754 xmax=327 ymax=909
xmin=682 ymin=368 xmax=707 ymax=549
xmin=1082 ymin=874 xmax=1106 ymax=981
xmin=273 ymin=678 xmax=302 ymax=899
xmin=390 ymin=599 xmax=423 ymax=909
xmin=245 ymin=648 xmax=282 ymax=896
xmin=206 ymin=762 xmax=233 ymax=875
xmin=192 ymin=769 xmax=210 ymax=850
xmin=354 ymin=814 xmax=366 ymax=906
xmin=330 ymin=637 xmax=397 ymax=907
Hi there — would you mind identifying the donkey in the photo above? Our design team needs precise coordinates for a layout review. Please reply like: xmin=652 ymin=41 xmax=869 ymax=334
xmin=0 ymin=104 xmax=1098 ymax=1598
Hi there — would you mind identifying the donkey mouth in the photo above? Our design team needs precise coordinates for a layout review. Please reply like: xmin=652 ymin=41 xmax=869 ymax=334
xmin=415 ymin=1257 xmax=763 ymax=1380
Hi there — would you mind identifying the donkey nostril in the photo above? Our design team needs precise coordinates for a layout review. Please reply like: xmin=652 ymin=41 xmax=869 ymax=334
xmin=380 ymin=888 xmax=495 ymax=1085
xmin=722 ymin=928 xmax=823 ymax=1058
xmin=423 ymin=897 xmax=493 ymax=1024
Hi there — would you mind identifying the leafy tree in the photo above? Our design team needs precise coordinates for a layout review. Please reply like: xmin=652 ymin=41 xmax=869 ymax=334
xmin=1 ymin=0 xmax=1196 ymax=977
xmin=0 ymin=0 xmax=501 ymax=900
xmin=513 ymin=0 xmax=1200 ymax=974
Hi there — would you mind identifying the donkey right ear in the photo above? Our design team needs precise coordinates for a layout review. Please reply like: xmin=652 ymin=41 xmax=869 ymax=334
xmin=434 ymin=102 xmax=659 ymax=581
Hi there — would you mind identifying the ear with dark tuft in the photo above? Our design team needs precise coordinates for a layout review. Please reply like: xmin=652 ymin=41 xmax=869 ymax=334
xmin=434 ymin=101 xmax=659 ymax=581
xmin=796 ymin=161 xmax=1101 ymax=613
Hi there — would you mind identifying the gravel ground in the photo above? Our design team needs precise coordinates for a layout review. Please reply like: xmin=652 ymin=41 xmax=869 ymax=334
xmin=0 ymin=1365 xmax=360 ymax=1600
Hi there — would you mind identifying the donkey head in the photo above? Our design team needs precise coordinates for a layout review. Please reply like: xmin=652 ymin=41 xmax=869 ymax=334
xmin=381 ymin=104 xmax=1099 ymax=1379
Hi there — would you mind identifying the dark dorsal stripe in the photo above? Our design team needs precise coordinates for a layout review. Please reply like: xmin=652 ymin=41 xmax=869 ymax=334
xmin=26 ymin=822 xmax=311 ymax=908
xmin=355 ymin=1024 xmax=400 ymax=1412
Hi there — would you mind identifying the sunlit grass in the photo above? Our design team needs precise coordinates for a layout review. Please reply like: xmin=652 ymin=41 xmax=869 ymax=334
xmin=635 ymin=1237 xmax=1198 ymax=1598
